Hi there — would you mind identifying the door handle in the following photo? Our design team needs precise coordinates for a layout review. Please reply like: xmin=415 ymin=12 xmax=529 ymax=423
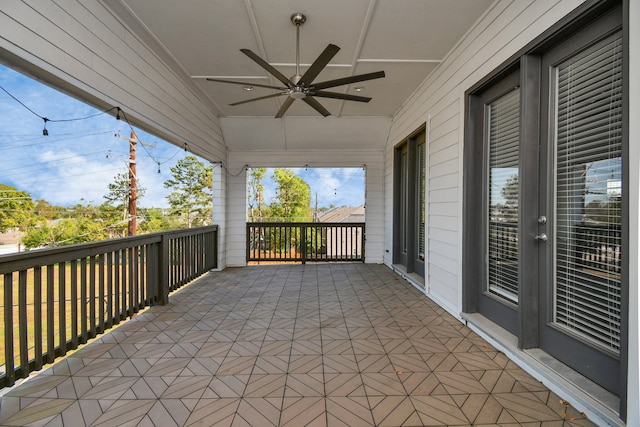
xmin=535 ymin=233 xmax=548 ymax=242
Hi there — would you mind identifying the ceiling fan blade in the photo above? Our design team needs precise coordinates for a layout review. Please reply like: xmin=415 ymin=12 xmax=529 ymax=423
xmin=275 ymin=97 xmax=295 ymax=118
xmin=206 ymin=78 xmax=286 ymax=90
xmin=303 ymin=97 xmax=331 ymax=117
xmin=311 ymin=91 xmax=372 ymax=103
xmin=240 ymin=49 xmax=293 ymax=87
xmin=229 ymin=93 xmax=286 ymax=106
xmin=311 ymin=71 xmax=386 ymax=90
xmin=299 ymin=44 xmax=340 ymax=86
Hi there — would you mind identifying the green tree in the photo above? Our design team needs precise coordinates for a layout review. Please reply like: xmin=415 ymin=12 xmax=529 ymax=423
xmin=96 ymin=202 xmax=128 ymax=238
xmin=499 ymin=173 xmax=519 ymax=221
xmin=247 ymin=167 xmax=266 ymax=221
xmin=21 ymin=217 xmax=108 ymax=249
xmin=0 ymin=184 xmax=36 ymax=232
xmin=33 ymin=199 xmax=60 ymax=221
xmin=104 ymin=171 xmax=145 ymax=224
xmin=139 ymin=207 xmax=182 ymax=233
xmin=269 ymin=169 xmax=311 ymax=222
xmin=164 ymin=155 xmax=213 ymax=228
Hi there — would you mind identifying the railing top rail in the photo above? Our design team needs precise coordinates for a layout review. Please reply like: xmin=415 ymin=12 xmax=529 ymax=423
xmin=0 ymin=225 xmax=218 ymax=274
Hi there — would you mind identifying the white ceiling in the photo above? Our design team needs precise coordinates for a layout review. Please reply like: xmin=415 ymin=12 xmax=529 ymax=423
xmin=109 ymin=0 xmax=494 ymax=120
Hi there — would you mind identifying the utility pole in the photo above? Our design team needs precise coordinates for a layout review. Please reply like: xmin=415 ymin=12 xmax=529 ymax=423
xmin=128 ymin=131 xmax=137 ymax=236
xmin=116 ymin=131 xmax=155 ymax=236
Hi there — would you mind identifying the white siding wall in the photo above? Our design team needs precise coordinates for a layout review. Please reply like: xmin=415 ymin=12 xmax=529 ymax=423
xmin=385 ymin=0 xmax=588 ymax=315
xmin=226 ymin=150 xmax=385 ymax=267
xmin=0 ymin=0 xmax=225 ymax=162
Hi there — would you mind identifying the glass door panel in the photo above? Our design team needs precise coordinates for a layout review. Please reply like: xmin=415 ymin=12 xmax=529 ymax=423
xmin=486 ymin=88 xmax=520 ymax=304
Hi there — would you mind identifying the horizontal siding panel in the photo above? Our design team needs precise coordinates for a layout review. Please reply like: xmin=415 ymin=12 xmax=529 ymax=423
xmin=429 ymin=129 xmax=459 ymax=157
xmin=429 ymin=215 xmax=458 ymax=231
xmin=429 ymin=144 xmax=459 ymax=167
xmin=430 ymin=113 xmax=460 ymax=144
xmin=427 ymin=283 xmax=458 ymax=315
xmin=429 ymin=228 xmax=457 ymax=244
xmin=429 ymin=242 xmax=458 ymax=271
xmin=429 ymin=188 xmax=459 ymax=204
xmin=429 ymin=173 xmax=459 ymax=190
xmin=430 ymin=158 xmax=459 ymax=177
xmin=430 ymin=99 xmax=461 ymax=126
xmin=428 ymin=201 xmax=458 ymax=217
xmin=429 ymin=265 xmax=457 ymax=292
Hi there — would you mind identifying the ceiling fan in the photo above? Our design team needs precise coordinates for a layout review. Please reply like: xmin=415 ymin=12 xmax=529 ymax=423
xmin=207 ymin=13 xmax=385 ymax=118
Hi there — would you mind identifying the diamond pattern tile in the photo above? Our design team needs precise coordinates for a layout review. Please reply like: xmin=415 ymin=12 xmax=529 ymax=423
xmin=0 ymin=264 xmax=597 ymax=426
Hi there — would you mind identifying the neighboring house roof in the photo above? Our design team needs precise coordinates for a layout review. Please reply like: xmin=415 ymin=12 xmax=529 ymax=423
xmin=317 ymin=205 xmax=365 ymax=223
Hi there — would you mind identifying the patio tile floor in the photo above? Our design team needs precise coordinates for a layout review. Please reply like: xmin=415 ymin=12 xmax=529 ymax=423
xmin=0 ymin=264 xmax=595 ymax=426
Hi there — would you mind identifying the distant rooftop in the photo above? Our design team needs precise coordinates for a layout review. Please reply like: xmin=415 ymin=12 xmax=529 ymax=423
xmin=317 ymin=205 xmax=364 ymax=223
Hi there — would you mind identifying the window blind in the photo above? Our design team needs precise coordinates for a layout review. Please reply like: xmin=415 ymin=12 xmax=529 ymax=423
xmin=418 ymin=142 xmax=426 ymax=260
xmin=553 ymin=32 xmax=622 ymax=353
xmin=486 ymin=87 xmax=520 ymax=303
xmin=401 ymin=151 xmax=408 ymax=253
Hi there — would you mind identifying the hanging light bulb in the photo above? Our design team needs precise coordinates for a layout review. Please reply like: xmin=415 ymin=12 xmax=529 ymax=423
xmin=42 ymin=118 xmax=49 ymax=136
xmin=116 ymin=107 xmax=121 ymax=120
xmin=157 ymin=162 xmax=161 ymax=174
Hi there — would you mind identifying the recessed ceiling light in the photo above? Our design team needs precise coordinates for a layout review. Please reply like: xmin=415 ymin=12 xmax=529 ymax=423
xmin=354 ymin=87 xmax=365 ymax=92
xmin=243 ymin=86 xmax=254 ymax=91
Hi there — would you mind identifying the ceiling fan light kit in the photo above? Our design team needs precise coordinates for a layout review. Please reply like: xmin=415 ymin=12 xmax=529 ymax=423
xmin=206 ymin=13 xmax=385 ymax=118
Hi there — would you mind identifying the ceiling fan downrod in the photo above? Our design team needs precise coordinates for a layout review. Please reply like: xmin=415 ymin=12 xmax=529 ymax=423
xmin=291 ymin=13 xmax=306 ymax=85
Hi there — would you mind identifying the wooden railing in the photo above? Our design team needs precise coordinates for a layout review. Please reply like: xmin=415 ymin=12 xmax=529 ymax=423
xmin=488 ymin=221 xmax=622 ymax=276
xmin=575 ymin=223 xmax=622 ymax=275
xmin=0 ymin=226 xmax=217 ymax=388
xmin=247 ymin=222 xmax=365 ymax=263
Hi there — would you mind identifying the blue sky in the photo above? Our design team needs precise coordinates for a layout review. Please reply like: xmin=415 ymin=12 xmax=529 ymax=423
xmin=0 ymin=64 xmax=364 ymax=209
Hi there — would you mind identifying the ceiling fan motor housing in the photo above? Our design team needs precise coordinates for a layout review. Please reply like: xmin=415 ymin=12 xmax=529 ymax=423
xmin=290 ymin=86 xmax=306 ymax=99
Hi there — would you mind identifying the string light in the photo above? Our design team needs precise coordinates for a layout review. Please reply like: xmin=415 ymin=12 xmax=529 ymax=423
xmin=2 ymin=80 xmax=195 ymax=171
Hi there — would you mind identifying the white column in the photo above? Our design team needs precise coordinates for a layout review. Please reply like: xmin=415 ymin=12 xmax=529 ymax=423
xmin=226 ymin=167 xmax=248 ymax=267
xmin=211 ymin=162 xmax=226 ymax=269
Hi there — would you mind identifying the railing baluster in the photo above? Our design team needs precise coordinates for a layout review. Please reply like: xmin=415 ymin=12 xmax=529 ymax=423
xmin=46 ymin=264 xmax=54 ymax=363
xmin=121 ymin=249 xmax=128 ymax=319
xmin=139 ymin=245 xmax=145 ymax=308
xmin=70 ymin=259 xmax=78 ymax=350
xmin=58 ymin=262 xmax=66 ymax=357
xmin=128 ymin=248 xmax=134 ymax=317
xmin=80 ymin=260 xmax=87 ymax=344
xmin=114 ymin=251 xmax=120 ymax=323
xmin=34 ymin=266 xmax=43 ymax=370
xmin=89 ymin=257 xmax=96 ymax=337
xmin=106 ymin=252 xmax=113 ymax=328
xmin=4 ymin=273 xmax=15 ymax=386
xmin=98 ymin=254 xmax=105 ymax=333
xmin=19 ymin=270 xmax=28 ymax=376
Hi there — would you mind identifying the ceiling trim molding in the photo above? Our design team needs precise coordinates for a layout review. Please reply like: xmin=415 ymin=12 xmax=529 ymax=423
xmin=357 ymin=59 xmax=443 ymax=63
